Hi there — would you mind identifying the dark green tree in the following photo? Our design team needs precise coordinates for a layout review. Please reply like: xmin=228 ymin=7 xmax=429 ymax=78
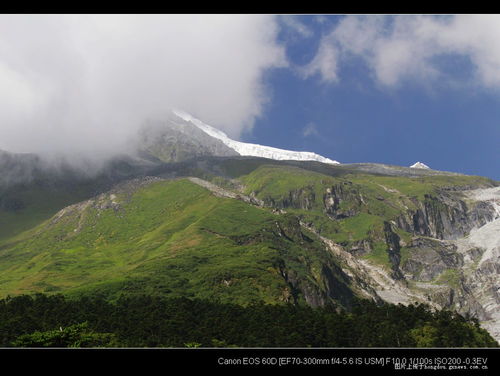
xmin=12 ymin=322 xmax=120 ymax=347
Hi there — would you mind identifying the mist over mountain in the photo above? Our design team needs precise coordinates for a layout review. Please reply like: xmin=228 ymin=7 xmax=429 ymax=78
xmin=135 ymin=114 xmax=240 ymax=163
xmin=0 ymin=15 xmax=286 ymax=163
xmin=0 ymin=109 xmax=342 ymax=188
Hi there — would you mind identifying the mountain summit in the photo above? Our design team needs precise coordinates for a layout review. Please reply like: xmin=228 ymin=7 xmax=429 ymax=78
xmin=171 ymin=110 xmax=340 ymax=164
xmin=410 ymin=161 xmax=430 ymax=169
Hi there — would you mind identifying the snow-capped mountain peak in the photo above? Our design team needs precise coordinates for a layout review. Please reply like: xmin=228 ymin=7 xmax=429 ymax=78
xmin=172 ymin=110 xmax=340 ymax=165
xmin=410 ymin=162 xmax=430 ymax=169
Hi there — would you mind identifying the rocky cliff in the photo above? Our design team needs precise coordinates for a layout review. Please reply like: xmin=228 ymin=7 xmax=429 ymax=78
xmin=239 ymin=166 xmax=500 ymax=341
xmin=395 ymin=192 xmax=496 ymax=240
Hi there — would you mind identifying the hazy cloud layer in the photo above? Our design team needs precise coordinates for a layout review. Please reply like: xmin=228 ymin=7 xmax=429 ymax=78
xmin=0 ymin=15 xmax=286 ymax=159
xmin=302 ymin=122 xmax=319 ymax=137
xmin=303 ymin=15 xmax=500 ymax=89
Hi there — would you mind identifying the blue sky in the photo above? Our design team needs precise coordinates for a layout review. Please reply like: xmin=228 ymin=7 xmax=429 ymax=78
xmin=244 ymin=15 xmax=500 ymax=180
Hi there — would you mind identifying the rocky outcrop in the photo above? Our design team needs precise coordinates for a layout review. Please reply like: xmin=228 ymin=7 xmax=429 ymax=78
xmin=400 ymin=238 xmax=464 ymax=281
xmin=137 ymin=115 xmax=239 ymax=163
xmin=346 ymin=240 xmax=372 ymax=257
xmin=396 ymin=192 xmax=497 ymax=240
xmin=394 ymin=187 xmax=500 ymax=341
xmin=187 ymin=177 xmax=264 ymax=206
xmin=302 ymin=222 xmax=438 ymax=308
xmin=323 ymin=182 xmax=363 ymax=219
xmin=279 ymin=261 xmax=356 ymax=309
xmin=263 ymin=186 xmax=316 ymax=210
xmin=383 ymin=222 xmax=405 ymax=280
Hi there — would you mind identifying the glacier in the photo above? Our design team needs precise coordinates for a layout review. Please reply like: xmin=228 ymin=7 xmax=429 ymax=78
xmin=172 ymin=110 xmax=340 ymax=165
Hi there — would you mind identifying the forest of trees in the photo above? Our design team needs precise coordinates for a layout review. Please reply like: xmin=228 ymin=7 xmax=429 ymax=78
xmin=0 ymin=293 xmax=497 ymax=348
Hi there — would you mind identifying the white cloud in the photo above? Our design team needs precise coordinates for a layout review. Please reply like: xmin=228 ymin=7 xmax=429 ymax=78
xmin=302 ymin=122 xmax=319 ymax=137
xmin=304 ymin=15 xmax=500 ymax=90
xmin=300 ymin=38 xmax=339 ymax=82
xmin=0 ymin=14 xmax=286 ymax=160
xmin=280 ymin=15 xmax=314 ymax=38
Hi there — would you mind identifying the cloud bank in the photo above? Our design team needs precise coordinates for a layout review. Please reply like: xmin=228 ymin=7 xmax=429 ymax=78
xmin=303 ymin=15 xmax=500 ymax=90
xmin=0 ymin=15 xmax=286 ymax=159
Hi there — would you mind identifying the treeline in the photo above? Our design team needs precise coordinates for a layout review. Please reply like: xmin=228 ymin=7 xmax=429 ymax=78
xmin=0 ymin=293 xmax=497 ymax=347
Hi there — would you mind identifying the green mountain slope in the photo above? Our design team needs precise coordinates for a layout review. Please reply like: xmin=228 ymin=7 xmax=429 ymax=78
xmin=0 ymin=177 xmax=358 ymax=307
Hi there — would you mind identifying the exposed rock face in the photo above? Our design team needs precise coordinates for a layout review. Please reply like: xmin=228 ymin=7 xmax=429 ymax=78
xmin=263 ymin=186 xmax=316 ymax=210
xmin=396 ymin=193 xmax=496 ymax=240
xmin=452 ymin=187 xmax=500 ymax=341
xmin=136 ymin=115 xmax=239 ymax=163
xmin=323 ymin=182 xmax=363 ymax=219
xmin=187 ymin=177 xmax=264 ymax=206
xmin=261 ymin=181 xmax=367 ymax=217
xmin=383 ymin=222 xmax=405 ymax=280
xmin=401 ymin=238 xmax=464 ymax=281
xmin=302 ymin=223 xmax=436 ymax=308
xmin=395 ymin=187 xmax=500 ymax=341
xmin=282 ymin=187 xmax=316 ymax=210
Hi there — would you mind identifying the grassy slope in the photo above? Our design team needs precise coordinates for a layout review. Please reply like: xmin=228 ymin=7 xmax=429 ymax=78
xmin=0 ymin=179 xmax=351 ymax=306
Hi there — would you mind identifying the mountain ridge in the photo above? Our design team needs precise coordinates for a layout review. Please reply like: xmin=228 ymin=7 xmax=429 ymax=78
xmin=171 ymin=109 xmax=340 ymax=164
